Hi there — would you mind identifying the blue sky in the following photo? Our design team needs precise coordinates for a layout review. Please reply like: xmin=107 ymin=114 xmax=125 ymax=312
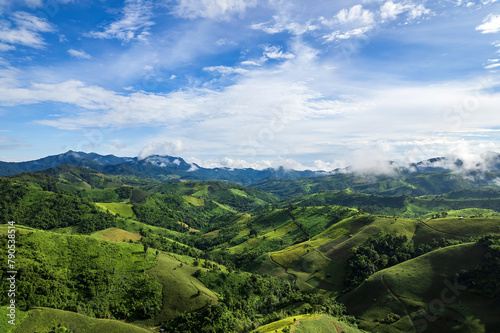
xmin=1 ymin=0 xmax=500 ymax=170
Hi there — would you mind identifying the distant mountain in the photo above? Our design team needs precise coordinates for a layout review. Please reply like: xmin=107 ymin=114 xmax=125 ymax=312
xmin=2 ymin=150 xmax=500 ymax=186
xmin=0 ymin=151 xmax=325 ymax=185
xmin=408 ymin=152 xmax=500 ymax=172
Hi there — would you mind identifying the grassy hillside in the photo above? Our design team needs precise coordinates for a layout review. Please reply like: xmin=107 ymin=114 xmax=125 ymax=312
xmin=247 ymin=215 xmax=419 ymax=294
xmin=340 ymin=242 xmax=499 ymax=333
xmin=91 ymin=227 xmax=142 ymax=242
xmin=12 ymin=307 xmax=151 ymax=333
xmin=146 ymin=253 xmax=218 ymax=325
xmin=0 ymin=227 xmax=162 ymax=322
xmin=2 ymin=164 xmax=500 ymax=333
xmin=95 ymin=202 xmax=136 ymax=218
xmin=247 ymin=215 xmax=500 ymax=297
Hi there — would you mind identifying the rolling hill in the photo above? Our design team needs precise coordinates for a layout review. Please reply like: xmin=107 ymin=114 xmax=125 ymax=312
xmin=1 ymin=152 xmax=500 ymax=332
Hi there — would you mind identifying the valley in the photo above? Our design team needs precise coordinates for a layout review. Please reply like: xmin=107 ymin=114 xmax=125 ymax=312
xmin=1 ymin=152 xmax=499 ymax=332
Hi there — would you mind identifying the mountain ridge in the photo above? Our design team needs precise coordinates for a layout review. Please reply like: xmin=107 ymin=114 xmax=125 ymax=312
xmin=2 ymin=150 xmax=500 ymax=186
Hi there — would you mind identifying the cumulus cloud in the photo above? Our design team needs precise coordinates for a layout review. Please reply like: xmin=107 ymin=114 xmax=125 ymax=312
xmin=173 ymin=0 xmax=257 ymax=20
xmin=86 ymin=0 xmax=154 ymax=43
xmin=138 ymin=140 xmax=184 ymax=159
xmin=476 ymin=14 xmax=500 ymax=34
xmin=380 ymin=1 xmax=431 ymax=22
xmin=333 ymin=5 xmax=375 ymax=26
xmin=320 ymin=5 xmax=376 ymax=42
xmin=67 ymin=49 xmax=91 ymax=59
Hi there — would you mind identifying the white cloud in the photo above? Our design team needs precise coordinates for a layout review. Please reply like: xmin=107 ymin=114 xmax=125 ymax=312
xmin=335 ymin=5 xmax=375 ymax=26
xmin=185 ymin=156 xmax=312 ymax=170
xmin=240 ymin=60 xmax=261 ymax=66
xmin=215 ymin=38 xmax=236 ymax=46
xmin=138 ymin=140 xmax=184 ymax=159
xmin=11 ymin=12 xmax=55 ymax=32
xmin=21 ymin=0 xmax=74 ymax=7
xmin=203 ymin=65 xmax=249 ymax=75
xmin=323 ymin=26 xmax=372 ymax=42
xmin=0 ymin=12 xmax=56 ymax=48
xmin=251 ymin=18 xmax=318 ymax=35
xmin=173 ymin=0 xmax=257 ymax=20
xmin=0 ymin=42 xmax=14 ymax=51
xmin=380 ymin=1 xmax=430 ymax=22
xmin=380 ymin=1 xmax=407 ymax=21
xmin=476 ymin=14 xmax=500 ymax=34
xmin=86 ymin=0 xmax=154 ymax=43
xmin=407 ymin=4 xmax=431 ymax=20
xmin=262 ymin=45 xmax=294 ymax=59
xmin=484 ymin=63 xmax=500 ymax=69
xmin=67 ymin=49 xmax=91 ymax=59
xmin=320 ymin=5 xmax=378 ymax=42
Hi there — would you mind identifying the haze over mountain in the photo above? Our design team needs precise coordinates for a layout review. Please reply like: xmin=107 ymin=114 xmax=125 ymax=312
xmin=2 ymin=151 xmax=500 ymax=187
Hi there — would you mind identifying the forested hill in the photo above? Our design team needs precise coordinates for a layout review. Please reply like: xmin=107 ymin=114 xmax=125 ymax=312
xmin=1 ymin=159 xmax=500 ymax=332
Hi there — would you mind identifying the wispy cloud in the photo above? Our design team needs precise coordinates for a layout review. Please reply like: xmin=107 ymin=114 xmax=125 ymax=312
xmin=251 ymin=17 xmax=318 ymax=35
xmin=203 ymin=65 xmax=249 ymax=75
xmin=67 ymin=49 xmax=91 ymax=59
xmin=476 ymin=14 xmax=500 ymax=33
xmin=0 ymin=12 xmax=56 ymax=48
xmin=86 ymin=0 xmax=154 ymax=43
xmin=0 ymin=43 xmax=14 ymax=51
xmin=262 ymin=45 xmax=294 ymax=60
xmin=173 ymin=0 xmax=257 ymax=20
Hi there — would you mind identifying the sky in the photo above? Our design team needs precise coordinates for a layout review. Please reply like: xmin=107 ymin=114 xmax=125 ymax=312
xmin=1 ymin=0 xmax=500 ymax=171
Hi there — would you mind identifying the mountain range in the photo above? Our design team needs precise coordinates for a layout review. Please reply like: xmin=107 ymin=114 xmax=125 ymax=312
xmin=2 ymin=150 xmax=500 ymax=186
xmin=0 ymin=151 xmax=323 ymax=185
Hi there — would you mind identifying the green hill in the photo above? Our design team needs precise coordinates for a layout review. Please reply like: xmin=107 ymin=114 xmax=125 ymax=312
xmin=340 ymin=242 xmax=500 ymax=333
xmin=10 ymin=307 xmax=151 ymax=333
xmin=247 ymin=215 xmax=500 ymax=297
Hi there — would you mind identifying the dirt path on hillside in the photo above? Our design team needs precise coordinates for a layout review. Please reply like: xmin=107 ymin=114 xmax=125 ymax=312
xmin=269 ymin=253 xmax=298 ymax=285
xmin=419 ymin=221 xmax=468 ymax=238
xmin=288 ymin=211 xmax=310 ymax=240
xmin=381 ymin=273 xmax=416 ymax=332
xmin=291 ymin=316 xmax=341 ymax=333
xmin=324 ymin=317 xmax=342 ymax=333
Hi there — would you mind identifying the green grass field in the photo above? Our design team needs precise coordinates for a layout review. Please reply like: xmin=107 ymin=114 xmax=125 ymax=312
xmin=192 ymin=184 xmax=210 ymax=197
xmin=146 ymin=253 xmax=218 ymax=325
xmin=252 ymin=314 xmax=365 ymax=333
xmin=340 ymin=242 xmax=494 ymax=333
xmin=116 ymin=218 xmax=184 ymax=240
xmin=91 ymin=227 xmax=142 ymax=242
xmin=252 ymin=314 xmax=320 ymax=333
xmin=95 ymin=202 xmax=136 ymax=218
xmin=182 ymin=195 xmax=205 ymax=206
xmin=11 ymin=307 xmax=151 ymax=333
